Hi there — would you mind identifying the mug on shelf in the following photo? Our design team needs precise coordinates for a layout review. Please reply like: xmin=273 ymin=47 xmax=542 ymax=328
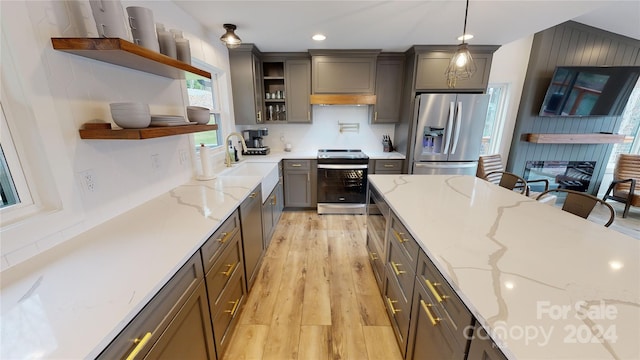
xmin=126 ymin=6 xmax=159 ymax=52
xmin=89 ymin=0 xmax=130 ymax=39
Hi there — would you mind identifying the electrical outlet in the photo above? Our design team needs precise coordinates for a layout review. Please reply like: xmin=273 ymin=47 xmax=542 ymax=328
xmin=79 ymin=169 xmax=97 ymax=193
xmin=151 ymin=153 xmax=161 ymax=171
xmin=178 ymin=149 xmax=188 ymax=166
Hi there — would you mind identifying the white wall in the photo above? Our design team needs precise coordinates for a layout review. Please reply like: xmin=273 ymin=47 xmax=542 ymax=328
xmin=0 ymin=0 xmax=231 ymax=270
xmin=487 ymin=35 xmax=534 ymax=161
xmin=241 ymin=105 xmax=395 ymax=153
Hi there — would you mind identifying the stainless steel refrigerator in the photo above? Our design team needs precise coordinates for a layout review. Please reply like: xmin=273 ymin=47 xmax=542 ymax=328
xmin=410 ymin=93 xmax=489 ymax=175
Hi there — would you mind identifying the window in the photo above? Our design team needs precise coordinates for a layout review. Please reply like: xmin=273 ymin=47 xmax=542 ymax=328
xmin=0 ymin=102 xmax=34 ymax=221
xmin=186 ymin=62 xmax=222 ymax=148
xmin=480 ymin=83 xmax=509 ymax=155
xmin=607 ymin=78 xmax=640 ymax=163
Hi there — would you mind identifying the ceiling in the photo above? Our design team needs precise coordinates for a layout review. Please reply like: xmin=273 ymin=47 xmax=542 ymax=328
xmin=176 ymin=0 xmax=640 ymax=53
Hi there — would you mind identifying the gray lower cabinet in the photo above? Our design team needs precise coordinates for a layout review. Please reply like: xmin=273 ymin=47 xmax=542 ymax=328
xmin=373 ymin=54 xmax=405 ymax=123
xmin=97 ymin=253 xmax=215 ymax=360
xmin=383 ymin=212 xmax=420 ymax=357
xmin=373 ymin=159 xmax=404 ymax=174
xmin=229 ymin=44 xmax=264 ymax=125
xmin=240 ymin=185 xmax=264 ymax=291
xmin=262 ymin=178 xmax=284 ymax=248
xmin=283 ymin=159 xmax=317 ymax=208
xmin=406 ymin=276 xmax=467 ymax=360
xmin=285 ymin=58 xmax=312 ymax=123
xmin=467 ymin=324 xmax=508 ymax=360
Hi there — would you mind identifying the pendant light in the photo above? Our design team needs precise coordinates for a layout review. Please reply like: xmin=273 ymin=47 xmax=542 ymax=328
xmin=445 ymin=0 xmax=477 ymax=88
xmin=220 ymin=24 xmax=242 ymax=49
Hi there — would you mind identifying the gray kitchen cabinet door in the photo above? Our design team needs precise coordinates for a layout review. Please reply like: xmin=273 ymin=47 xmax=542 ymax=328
xmin=467 ymin=325 xmax=508 ymax=360
xmin=240 ymin=186 xmax=264 ymax=291
xmin=261 ymin=192 xmax=275 ymax=248
xmin=144 ymin=281 xmax=216 ymax=360
xmin=284 ymin=170 xmax=312 ymax=207
xmin=406 ymin=278 xmax=467 ymax=360
xmin=373 ymin=55 xmax=404 ymax=123
xmin=311 ymin=51 xmax=379 ymax=94
xmin=414 ymin=46 xmax=497 ymax=91
xmin=285 ymin=59 xmax=312 ymax=123
xmin=229 ymin=45 xmax=264 ymax=125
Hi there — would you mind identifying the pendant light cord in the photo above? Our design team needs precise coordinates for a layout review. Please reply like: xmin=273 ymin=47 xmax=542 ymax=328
xmin=462 ymin=0 xmax=469 ymax=43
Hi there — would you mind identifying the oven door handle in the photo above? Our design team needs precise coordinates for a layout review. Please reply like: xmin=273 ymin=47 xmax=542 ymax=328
xmin=317 ymin=164 xmax=368 ymax=170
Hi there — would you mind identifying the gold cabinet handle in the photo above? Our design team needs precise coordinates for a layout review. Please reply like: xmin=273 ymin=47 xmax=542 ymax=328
xmin=307 ymin=111 xmax=311 ymax=121
xmin=291 ymin=163 xmax=302 ymax=167
xmin=425 ymin=279 xmax=448 ymax=303
xmin=420 ymin=300 xmax=441 ymax=326
xmin=249 ymin=192 xmax=257 ymax=199
xmin=125 ymin=332 xmax=152 ymax=360
xmin=369 ymin=252 xmax=378 ymax=261
xmin=225 ymin=299 xmax=240 ymax=317
xmin=391 ymin=261 xmax=406 ymax=275
xmin=392 ymin=229 xmax=408 ymax=243
xmin=386 ymin=297 xmax=400 ymax=315
xmin=257 ymin=110 xmax=262 ymax=122
xmin=383 ymin=164 xmax=394 ymax=168
xmin=221 ymin=262 xmax=237 ymax=277
xmin=217 ymin=231 xmax=232 ymax=244
xmin=374 ymin=111 xmax=378 ymax=122
xmin=271 ymin=195 xmax=277 ymax=205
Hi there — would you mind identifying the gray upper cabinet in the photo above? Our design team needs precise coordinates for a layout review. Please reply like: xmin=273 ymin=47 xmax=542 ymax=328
xmin=413 ymin=45 xmax=499 ymax=92
xmin=310 ymin=50 xmax=380 ymax=94
xmin=229 ymin=44 xmax=264 ymax=125
xmin=285 ymin=58 xmax=312 ymax=123
xmin=373 ymin=54 xmax=405 ymax=123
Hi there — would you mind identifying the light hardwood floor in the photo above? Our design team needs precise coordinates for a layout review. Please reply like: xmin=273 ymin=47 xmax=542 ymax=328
xmin=223 ymin=211 xmax=402 ymax=360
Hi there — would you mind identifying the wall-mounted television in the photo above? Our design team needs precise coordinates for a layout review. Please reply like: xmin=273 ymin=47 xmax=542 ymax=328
xmin=539 ymin=66 xmax=640 ymax=117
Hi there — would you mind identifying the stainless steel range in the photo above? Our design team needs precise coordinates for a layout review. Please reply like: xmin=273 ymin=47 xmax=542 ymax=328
xmin=317 ymin=149 xmax=369 ymax=215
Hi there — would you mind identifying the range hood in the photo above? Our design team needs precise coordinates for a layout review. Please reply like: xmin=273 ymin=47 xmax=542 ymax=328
xmin=310 ymin=94 xmax=376 ymax=105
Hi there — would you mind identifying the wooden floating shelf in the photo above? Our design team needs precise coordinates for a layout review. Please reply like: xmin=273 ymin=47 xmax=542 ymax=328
xmin=79 ymin=124 xmax=218 ymax=140
xmin=51 ymin=37 xmax=211 ymax=79
xmin=525 ymin=133 xmax=626 ymax=144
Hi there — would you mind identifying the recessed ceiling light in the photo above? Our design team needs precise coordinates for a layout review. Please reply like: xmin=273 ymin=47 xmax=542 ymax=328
xmin=457 ymin=34 xmax=474 ymax=41
xmin=312 ymin=34 xmax=326 ymax=41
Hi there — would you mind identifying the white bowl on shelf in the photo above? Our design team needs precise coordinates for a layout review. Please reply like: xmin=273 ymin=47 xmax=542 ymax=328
xmin=186 ymin=106 xmax=210 ymax=125
xmin=109 ymin=102 xmax=151 ymax=128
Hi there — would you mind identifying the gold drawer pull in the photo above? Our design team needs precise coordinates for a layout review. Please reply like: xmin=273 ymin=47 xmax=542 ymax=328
xmin=125 ymin=332 xmax=152 ymax=360
xmin=391 ymin=261 xmax=406 ymax=275
xmin=420 ymin=300 xmax=441 ymax=326
xmin=369 ymin=252 xmax=378 ymax=261
xmin=291 ymin=163 xmax=302 ymax=167
xmin=392 ymin=229 xmax=408 ymax=243
xmin=217 ymin=232 xmax=232 ymax=244
xmin=221 ymin=262 xmax=237 ymax=277
xmin=271 ymin=195 xmax=277 ymax=205
xmin=225 ymin=299 xmax=240 ymax=317
xmin=386 ymin=297 xmax=400 ymax=315
xmin=383 ymin=164 xmax=394 ymax=168
xmin=425 ymin=279 xmax=448 ymax=303
xmin=249 ymin=192 xmax=257 ymax=199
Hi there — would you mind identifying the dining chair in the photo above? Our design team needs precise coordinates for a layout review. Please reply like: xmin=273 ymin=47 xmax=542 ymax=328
xmin=484 ymin=171 xmax=528 ymax=194
xmin=535 ymin=188 xmax=616 ymax=227
xmin=477 ymin=154 xmax=556 ymax=202
xmin=602 ymin=153 xmax=640 ymax=218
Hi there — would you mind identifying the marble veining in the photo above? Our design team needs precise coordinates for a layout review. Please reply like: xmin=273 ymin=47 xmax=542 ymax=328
xmin=369 ymin=175 xmax=639 ymax=360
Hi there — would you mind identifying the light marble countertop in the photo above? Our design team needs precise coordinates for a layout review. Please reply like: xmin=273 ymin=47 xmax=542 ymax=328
xmin=0 ymin=175 xmax=265 ymax=359
xmin=369 ymin=175 xmax=640 ymax=360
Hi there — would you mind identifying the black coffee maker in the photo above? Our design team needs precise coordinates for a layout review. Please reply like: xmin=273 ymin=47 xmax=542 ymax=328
xmin=242 ymin=129 xmax=270 ymax=155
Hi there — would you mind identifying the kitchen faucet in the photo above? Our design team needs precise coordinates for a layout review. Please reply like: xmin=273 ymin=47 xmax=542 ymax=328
xmin=225 ymin=132 xmax=248 ymax=167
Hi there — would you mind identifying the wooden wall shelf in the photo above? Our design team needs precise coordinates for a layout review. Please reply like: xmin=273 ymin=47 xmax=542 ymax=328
xmin=525 ymin=133 xmax=626 ymax=144
xmin=51 ymin=38 xmax=211 ymax=79
xmin=79 ymin=124 xmax=218 ymax=140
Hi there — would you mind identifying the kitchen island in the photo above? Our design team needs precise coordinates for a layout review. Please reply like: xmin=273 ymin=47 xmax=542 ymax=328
xmin=368 ymin=174 xmax=639 ymax=359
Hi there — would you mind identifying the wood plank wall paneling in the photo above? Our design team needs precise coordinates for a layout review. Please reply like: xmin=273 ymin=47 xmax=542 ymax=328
xmin=507 ymin=21 xmax=640 ymax=194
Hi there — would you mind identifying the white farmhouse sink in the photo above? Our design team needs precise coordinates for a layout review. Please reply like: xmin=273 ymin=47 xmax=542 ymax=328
xmin=219 ymin=162 xmax=279 ymax=203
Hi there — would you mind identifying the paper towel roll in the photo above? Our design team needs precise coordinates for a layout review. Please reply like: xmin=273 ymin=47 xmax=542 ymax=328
xmin=200 ymin=144 xmax=213 ymax=179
